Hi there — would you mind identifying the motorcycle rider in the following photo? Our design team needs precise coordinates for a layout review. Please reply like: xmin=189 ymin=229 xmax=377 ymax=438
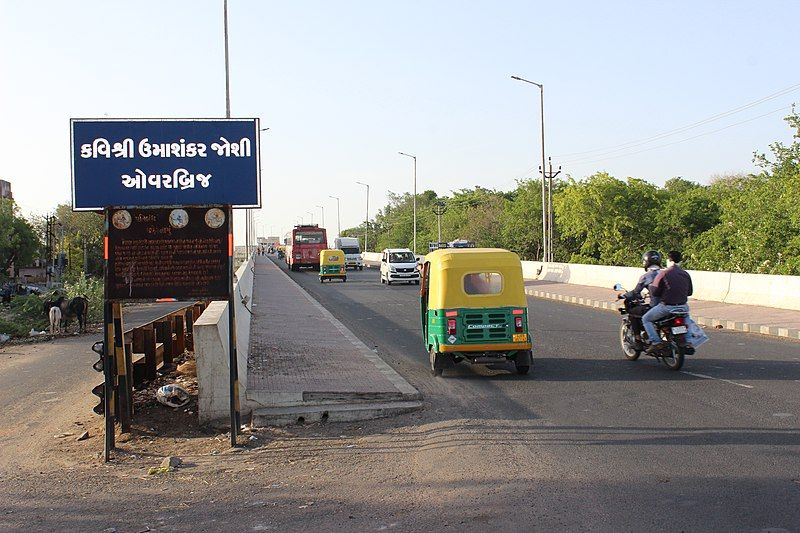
xmin=618 ymin=250 xmax=662 ymax=345
xmin=643 ymin=250 xmax=693 ymax=353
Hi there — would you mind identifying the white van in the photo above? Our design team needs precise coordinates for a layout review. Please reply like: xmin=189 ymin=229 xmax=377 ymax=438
xmin=334 ymin=236 xmax=363 ymax=270
xmin=380 ymin=248 xmax=420 ymax=285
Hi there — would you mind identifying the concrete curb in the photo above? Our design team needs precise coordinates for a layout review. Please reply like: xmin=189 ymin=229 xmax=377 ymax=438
xmin=524 ymin=288 xmax=800 ymax=341
xmin=252 ymin=400 xmax=423 ymax=427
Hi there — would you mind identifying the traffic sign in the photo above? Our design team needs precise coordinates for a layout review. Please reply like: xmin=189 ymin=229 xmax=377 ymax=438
xmin=70 ymin=118 xmax=261 ymax=210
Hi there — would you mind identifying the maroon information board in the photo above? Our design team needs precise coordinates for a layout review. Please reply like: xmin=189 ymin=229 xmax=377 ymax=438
xmin=106 ymin=206 xmax=230 ymax=300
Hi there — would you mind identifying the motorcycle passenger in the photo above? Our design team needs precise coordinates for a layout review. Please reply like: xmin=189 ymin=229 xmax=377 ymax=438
xmin=618 ymin=250 xmax=662 ymax=344
xmin=643 ymin=250 xmax=693 ymax=353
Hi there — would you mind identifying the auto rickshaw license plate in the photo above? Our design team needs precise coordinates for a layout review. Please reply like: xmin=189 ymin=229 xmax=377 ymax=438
xmin=513 ymin=333 xmax=527 ymax=342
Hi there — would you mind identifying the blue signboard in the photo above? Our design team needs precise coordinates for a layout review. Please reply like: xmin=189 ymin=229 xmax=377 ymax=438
xmin=70 ymin=118 xmax=261 ymax=210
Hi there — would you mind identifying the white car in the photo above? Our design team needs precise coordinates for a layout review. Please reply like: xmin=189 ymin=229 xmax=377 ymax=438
xmin=380 ymin=248 xmax=420 ymax=285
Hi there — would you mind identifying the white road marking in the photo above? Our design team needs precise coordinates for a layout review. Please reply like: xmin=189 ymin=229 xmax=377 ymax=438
xmin=773 ymin=413 xmax=794 ymax=418
xmin=681 ymin=371 xmax=754 ymax=389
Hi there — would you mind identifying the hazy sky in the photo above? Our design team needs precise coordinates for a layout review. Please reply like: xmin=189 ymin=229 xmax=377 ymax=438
xmin=1 ymin=0 xmax=798 ymax=243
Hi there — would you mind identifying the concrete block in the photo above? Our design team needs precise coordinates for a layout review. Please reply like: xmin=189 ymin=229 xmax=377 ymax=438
xmin=252 ymin=400 xmax=423 ymax=427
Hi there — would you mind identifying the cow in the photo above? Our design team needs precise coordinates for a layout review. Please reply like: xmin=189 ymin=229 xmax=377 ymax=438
xmin=48 ymin=306 xmax=62 ymax=334
xmin=44 ymin=296 xmax=89 ymax=333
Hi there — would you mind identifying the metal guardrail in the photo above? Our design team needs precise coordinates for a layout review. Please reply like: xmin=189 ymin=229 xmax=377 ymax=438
xmin=90 ymin=302 xmax=207 ymax=444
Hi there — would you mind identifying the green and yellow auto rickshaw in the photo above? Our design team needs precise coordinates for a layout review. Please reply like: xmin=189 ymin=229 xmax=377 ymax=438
xmin=319 ymin=249 xmax=346 ymax=283
xmin=419 ymin=248 xmax=533 ymax=376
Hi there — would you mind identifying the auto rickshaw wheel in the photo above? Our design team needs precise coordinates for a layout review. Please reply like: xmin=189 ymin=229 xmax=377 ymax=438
xmin=320 ymin=277 xmax=324 ymax=283
xmin=515 ymin=350 xmax=532 ymax=375
xmin=429 ymin=347 xmax=444 ymax=377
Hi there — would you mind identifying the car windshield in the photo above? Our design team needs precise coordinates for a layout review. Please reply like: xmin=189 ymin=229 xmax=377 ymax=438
xmin=342 ymin=247 xmax=360 ymax=255
xmin=295 ymin=231 xmax=324 ymax=244
xmin=389 ymin=252 xmax=415 ymax=263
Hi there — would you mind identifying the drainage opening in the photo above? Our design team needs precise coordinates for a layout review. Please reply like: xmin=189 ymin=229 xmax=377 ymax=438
xmin=297 ymin=416 xmax=305 ymax=425
xmin=321 ymin=411 xmax=329 ymax=422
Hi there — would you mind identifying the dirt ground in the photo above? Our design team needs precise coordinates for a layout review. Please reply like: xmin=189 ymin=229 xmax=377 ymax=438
xmin=0 ymin=338 xmax=441 ymax=532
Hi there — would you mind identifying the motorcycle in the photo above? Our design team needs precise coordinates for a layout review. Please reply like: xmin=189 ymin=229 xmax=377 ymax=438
xmin=614 ymin=283 xmax=695 ymax=371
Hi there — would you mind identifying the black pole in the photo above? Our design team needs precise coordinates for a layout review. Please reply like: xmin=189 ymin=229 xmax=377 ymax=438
xmin=227 ymin=206 xmax=240 ymax=446
xmin=102 ymin=209 xmax=115 ymax=461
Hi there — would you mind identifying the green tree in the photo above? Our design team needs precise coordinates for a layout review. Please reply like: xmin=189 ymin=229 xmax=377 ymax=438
xmin=499 ymin=179 xmax=544 ymax=260
xmin=0 ymin=198 xmax=40 ymax=279
xmin=554 ymin=173 xmax=662 ymax=265
xmin=54 ymin=203 xmax=104 ymax=279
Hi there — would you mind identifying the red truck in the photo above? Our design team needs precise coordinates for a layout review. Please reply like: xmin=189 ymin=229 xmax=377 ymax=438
xmin=285 ymin=224 xmax=328 ymax=271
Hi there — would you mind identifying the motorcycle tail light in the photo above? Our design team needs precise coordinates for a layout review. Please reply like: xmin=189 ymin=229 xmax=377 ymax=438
xmin=447 ymin=319 xmax=457 ymax=335
xmin=514 ymin=316 xmax=524 ymax=333
xmin=673 ymin=317 xmax=685 ymax=326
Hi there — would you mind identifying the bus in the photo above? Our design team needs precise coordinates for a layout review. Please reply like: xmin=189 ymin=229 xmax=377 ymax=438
xmin=285 ymin=224 xmax=328 ymax=271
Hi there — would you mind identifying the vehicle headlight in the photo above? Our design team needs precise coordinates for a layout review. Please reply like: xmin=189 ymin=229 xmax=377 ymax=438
xmin=390 ymin=266 xmax=397 ymax=272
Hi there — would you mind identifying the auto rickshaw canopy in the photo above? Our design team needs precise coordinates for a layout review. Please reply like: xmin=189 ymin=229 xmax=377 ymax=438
xmin=320 ymin=249 xmax=344 ymax=264
xmin=423 ymin=248 xmax=527 ymax=310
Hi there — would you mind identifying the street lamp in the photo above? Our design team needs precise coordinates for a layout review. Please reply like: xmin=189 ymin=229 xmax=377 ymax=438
xmin=316 ymin=205 xmax=325 ymax=229
xmin=398 ymin=152 xmax=417 ymax=254
xmin=307 ymin=211 xmax=314 ymax=225
xmin=511 ymin=75 xmax=548 ymax=261
xmin=329 ymin=195 xmax=341 ymax=237
xmin=356 ymin=181 xmax=370 ymax=252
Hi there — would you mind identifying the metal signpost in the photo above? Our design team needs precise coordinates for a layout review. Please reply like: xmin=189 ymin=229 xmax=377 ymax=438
xmin=71 ymin=118 xmax=261 ymax=460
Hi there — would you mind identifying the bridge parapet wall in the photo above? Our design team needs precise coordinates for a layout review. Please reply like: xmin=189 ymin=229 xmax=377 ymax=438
xmin=194 ymin=255 xmax=255 ymax=425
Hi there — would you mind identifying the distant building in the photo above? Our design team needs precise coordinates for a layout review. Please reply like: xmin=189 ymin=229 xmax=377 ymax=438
xmin=0 ymin=179 xmax=11 ymax=200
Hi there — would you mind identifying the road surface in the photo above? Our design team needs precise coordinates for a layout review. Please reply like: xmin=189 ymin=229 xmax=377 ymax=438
xmin=278 ymin=261 xmax=800 ymax=531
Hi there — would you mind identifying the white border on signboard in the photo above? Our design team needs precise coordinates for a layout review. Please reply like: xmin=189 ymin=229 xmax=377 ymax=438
xmin=69 ymin=117 xmax=262 ymax=211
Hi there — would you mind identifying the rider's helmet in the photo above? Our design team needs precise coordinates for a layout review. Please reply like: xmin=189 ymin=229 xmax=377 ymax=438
xmin=642 ymin=250 xmax=662 ymax=269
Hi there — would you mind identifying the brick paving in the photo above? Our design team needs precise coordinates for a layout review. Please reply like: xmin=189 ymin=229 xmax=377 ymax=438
xmin=247 ymin=257 xmax=419 ymax=404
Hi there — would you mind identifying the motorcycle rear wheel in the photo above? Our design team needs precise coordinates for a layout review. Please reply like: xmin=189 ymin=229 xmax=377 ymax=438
xmin=619 ymin=322 xmax=641 ymax=361
xmin=660 ymin=341 xmax=685 ymax=371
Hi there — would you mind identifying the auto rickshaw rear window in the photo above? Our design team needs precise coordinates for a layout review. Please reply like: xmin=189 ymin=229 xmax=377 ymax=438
xmin=463 ymin=272 xmax=503 ymax=295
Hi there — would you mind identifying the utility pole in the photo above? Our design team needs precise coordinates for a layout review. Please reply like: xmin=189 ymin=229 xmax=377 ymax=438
xmin=398 ymin=152 xmax=417 ymax=253
xmin=540 ymin=157 xmax=561 ymax=262
xmin=316 ymin=205 xmax=325 ymax=229
xmin=329 ymin=196 xmax=341 ymax=237
xmin=432 ymin=201 xmax=446 ymax=244
xmin=511 ymin=75 xmax=547 ymax=262
xmin=356 ymin=181 xmax=369 ymax=252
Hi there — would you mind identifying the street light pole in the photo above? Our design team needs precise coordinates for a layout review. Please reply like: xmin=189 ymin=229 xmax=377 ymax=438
xmin=433 ymin=200 xmax=446 ymax=244
xmin=307 ymin=211 xmax=314 ymax=225
xmin=316 ymin=205 xmax=325 ymax=229
xmin=398 ymin=152 xmax=417 ymax=254
xmin=511 ymin=75 xmax=548 ymax=262
xmin=329 ymin=196 xmax=341 ymax=237
xmin=356 ymin=181 xmax=369 ymax=252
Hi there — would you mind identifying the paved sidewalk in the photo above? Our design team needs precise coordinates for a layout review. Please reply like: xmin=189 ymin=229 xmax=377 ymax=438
xmin=246 ymin=256 xmax=421 ymax=424
xmin=525 ymin=280 xmax=800 ymax=340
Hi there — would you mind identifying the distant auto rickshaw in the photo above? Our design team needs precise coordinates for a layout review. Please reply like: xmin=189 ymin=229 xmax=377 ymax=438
xmin=319 ymin=249 xmax=346 ymax=283
xmin=419 ymin=248 xmax=533 ymax=376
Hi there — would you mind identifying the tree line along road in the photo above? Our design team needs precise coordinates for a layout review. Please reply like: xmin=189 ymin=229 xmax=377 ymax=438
xmin=280 ymin=260 xmax=800 ymax=531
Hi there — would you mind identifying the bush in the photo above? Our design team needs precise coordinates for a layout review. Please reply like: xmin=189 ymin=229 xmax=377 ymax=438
xmin=63 ymin=274 xmax=103 ymax=322
xmin=0 ymin=316 xmax=32 ymax=336
xmin=0 ymin=294 xmax=48 ymax=336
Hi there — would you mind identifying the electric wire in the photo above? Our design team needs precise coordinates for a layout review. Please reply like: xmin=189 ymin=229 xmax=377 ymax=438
xmin=553 ymin=82 xmax=800 ymax=159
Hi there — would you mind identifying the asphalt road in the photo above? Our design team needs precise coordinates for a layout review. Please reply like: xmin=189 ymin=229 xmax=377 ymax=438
xmin=280 ymin=260 xmax=800 ymax=531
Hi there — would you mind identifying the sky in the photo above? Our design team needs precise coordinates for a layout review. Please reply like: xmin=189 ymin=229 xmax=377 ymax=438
xmin=1 ymin=0 xmax=798 ymax=245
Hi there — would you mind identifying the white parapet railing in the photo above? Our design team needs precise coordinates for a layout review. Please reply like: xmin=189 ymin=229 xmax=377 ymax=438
xmin=194 ymin=255 xmax=255 ymax=425
xmin=523 ymin=260 xmax=800 ymax=311
xmin=363 ymin=251 xmax=800 ymax=311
